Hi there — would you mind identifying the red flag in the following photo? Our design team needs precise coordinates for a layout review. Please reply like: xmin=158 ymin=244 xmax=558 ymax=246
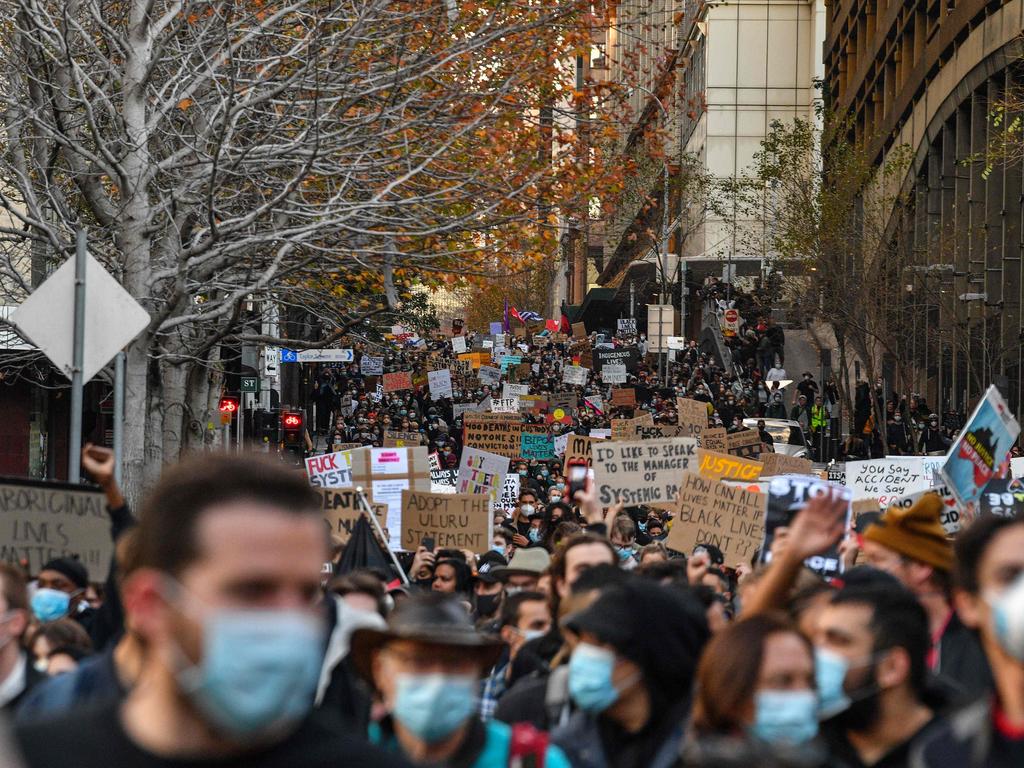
xmin=545 ymin=319 xmax=559 ymax=332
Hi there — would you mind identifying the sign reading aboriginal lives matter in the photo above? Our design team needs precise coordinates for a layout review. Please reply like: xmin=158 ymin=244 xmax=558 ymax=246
xmin=667 ymin=472 xmax=765 ymax=562
xmin=463 ymin=413 xmax=522 ymax=458
xmin=319 ymin=488 xmax=388 ymax=547
xmin=698 ymin=449 xmax=763 ymax=482
xmin=0 ymin=478 xmax=112 ymax=574
xmin=400 ymin=491 xmax=492 ymax=554
xmin=592 ymin=438 xmax=698 ymax=507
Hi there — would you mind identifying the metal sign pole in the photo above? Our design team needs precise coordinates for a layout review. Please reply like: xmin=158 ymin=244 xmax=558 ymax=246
xmin=68 ymin=230 xmax=87 ymax=482
xmin=354 ymin=486 xmax=409 ymax=585
xmin=113 ymin=351 xmax=125 ymax=485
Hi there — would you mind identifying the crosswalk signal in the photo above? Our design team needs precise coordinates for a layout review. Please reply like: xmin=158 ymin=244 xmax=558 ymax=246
xmin=281 ymin=410 xmax=304 ymax=446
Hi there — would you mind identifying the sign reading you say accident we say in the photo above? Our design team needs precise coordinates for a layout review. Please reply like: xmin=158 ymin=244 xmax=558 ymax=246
xmin=592 ymin=438 xmax=698 ymax=507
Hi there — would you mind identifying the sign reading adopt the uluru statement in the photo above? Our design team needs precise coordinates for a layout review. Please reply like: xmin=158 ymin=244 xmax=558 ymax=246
xmin=400 ymin=490 xmax=491 ymax=554
xmin=592 ymin=438 xmax=698 ymax=507
xmin=0 ymin=478 xmax=111 ymax=574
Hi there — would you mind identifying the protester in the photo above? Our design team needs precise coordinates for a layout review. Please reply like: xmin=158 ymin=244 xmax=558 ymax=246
xmin=15 ymin=455 xmax=406 ymax=768
xmin=351 ymin=593 xmax=570 ymax=766
xmin=0 ymin=565 xmax=43 ymax=712
xmin=479 ymin=591 xmax=551 ymax=720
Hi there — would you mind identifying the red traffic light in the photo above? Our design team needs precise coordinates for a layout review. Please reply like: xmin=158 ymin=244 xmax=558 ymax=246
xmin=218 ymin=397 xmax=239 ymax=413
xmin=281 ymin=411 xmax=303 ymax=429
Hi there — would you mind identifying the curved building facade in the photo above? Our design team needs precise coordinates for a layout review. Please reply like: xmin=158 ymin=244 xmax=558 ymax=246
xmin=827 ymin=0 xmax=1024 ymax=415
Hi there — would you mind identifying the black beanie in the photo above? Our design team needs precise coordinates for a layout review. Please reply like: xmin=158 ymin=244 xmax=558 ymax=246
xmin=40 ymin=557 xmax=89 ymax=589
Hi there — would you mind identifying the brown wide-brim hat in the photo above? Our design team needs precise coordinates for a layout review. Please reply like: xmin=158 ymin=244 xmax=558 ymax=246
xmin=350 ymin=594 xmax=504 ymax=684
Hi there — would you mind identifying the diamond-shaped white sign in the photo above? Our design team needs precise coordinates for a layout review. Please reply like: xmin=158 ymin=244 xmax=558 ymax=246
xmin=10 ymin=252 xmax=150 ymax=383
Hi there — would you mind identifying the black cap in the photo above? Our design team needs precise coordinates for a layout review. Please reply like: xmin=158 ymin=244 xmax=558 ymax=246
xmin=475 ymin=551 xmax=508 ymax=583
xmin=39 ymin=557 xmax=89 ymax=589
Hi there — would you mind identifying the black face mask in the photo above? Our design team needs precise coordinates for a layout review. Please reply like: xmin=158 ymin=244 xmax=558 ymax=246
xmin=475 ymin=592 xmax=502 ymax=619
xmin=832 ymin=661 xmax=883 ymax=733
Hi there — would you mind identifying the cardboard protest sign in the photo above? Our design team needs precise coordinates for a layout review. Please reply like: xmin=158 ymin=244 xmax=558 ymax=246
xmin=562 ymin=433 xmax=594 ymax=473
xmin=463 ymin=413 xmax=523 ymax=459
xmin=347 ymin=447 xmax=432 ymax=550
xmin=701 ymin=427 xmax=728 ymax=452
xmin=611 ymin=388 xmax=636 ymax=407
xmin=320 ymin=488 xmax=388 ymax=546
xmin=478 ymin=365 xmax=502 ymax=386
xmin=305 ymin=450 xmax=354 ymax=488
xmin=562 ymin=365 xmax=588 ymax=386
xmin=941 ymin=385 xmax=1021 ymax=507
xmin=980 ymin=477 xmax=1024 ymax=518
xmin=827 ymin=463 xmax=846 ymax=485
xmin=667 ymin=472 xmax=765 ymax=562
xmin=451 ymin=335 xmax=467 ymax=354
xmin=635 ymin=424 xmax=691 ymax=441
xmin=761 ymin=475 xmax=852 ymax=580
xmin=382 ymin=371 xmax=413 ymax=393
xmin=602 ymin=364 xmax=627 ymax=384
xmin=490 ymin=397 xmax=520 ymax=414
xmin=572 ymin=322 xmax=587 ymax=338
xmin=611 ymin=413 xmax=654 ymax=440
xmin=495 ymin=473 xmax=521 ymax=511
xmin=360 ymin=355 xmax=384 ymax=376
xmin=521 ymin=432 xmax=555 ymax=460
xmin=383 ymin=431 xmax=423 ymax=448
xmin=456 ymin=446 xmax=509 ymax=508
xmin=0 ymin=478 xmax=112 ymax=574
xmin=676 ymin=398 xmax=709 ymax=440
xmin=400 ymin=491 xmax=491 ymax=554
xmin=759 ymin=452 xmax=814 ymax=477
xmin=578 ymin=347 xmax=594 ymax=370
xmin=592 ymin=438 xmax=698 ymax=507
xmin=846 ymin=457 xmax=944 ymax=507
xmin=725 ymin=429 xmax=762 ymax=459
xmin=550 ymin=392 xmax=578 ymax=412
xmin=698 ymin=449 xmax=763 ymax=482
xmin=427 ymin=369 xmax=453 ymax=400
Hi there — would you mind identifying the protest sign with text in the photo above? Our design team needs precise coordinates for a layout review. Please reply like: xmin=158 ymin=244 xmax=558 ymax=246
xmin=759 ymin=452 xmax=814 ymax=477
xmin=701 ymin=427 xmax=728 ymax=452
xmin=592 ymin=438 xmax=698 ymax=507
xmin=601 ymin=364 xmax=627 ymax=384
xmin=667 ymin=472 xmax=765 ymax=562
xmin=360 ymin=355 xmax=384 ymax=376
xmin=761 ymin=475 xmax=852 ymax=579
xmin=428 ymin=369 xmax=453 ymax=400
xmin=562 ymin=365 xmax=588 ymax=386
xmin=676 ymin=398 xmax=709 ymax=440
xmin=846 ymin=457 xmax=944 ymax=507
xmin=401 ymin=491 xmax=492 ymax=554
xmin=521 ymin=432 xmax=555 ymax=460
xmin=456 ymin=446 xmax=509 ymax=507
xmin=698 ymin=449 xmax=763 ymax=482
xmin=305 ymin=450 xmax=353 ymax=488
xmin=463 ymin=413 xmax=523 ymax=458
xmin=726 ymin=429 xmax=762 ymax=459
xmin=319 ymin=488 xmax=388 ymax=546
xmin=941 ymin=385 xmax=1020 ymax=507
xmin=382 ymin=371 xmax=413 ymax=393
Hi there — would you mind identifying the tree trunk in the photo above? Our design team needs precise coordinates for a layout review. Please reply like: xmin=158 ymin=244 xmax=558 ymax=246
xmin=121 ymin=341 xmax=151 ymax=510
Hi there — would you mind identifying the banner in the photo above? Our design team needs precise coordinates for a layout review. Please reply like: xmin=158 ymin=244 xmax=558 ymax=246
xmin=667 ymin=472 xmax=765 ymax=562
xmin=456 ymin=446 xmax=509 ymax=508
xmin=698 ymin=449 xmax=763 ymax=482
xmin=610 ymin=391 xmax=634 ymax=409
xmin=676 ymin=398 xmax=709 ymax=440
xmin=762 ymin=475 xmax=852 ymax=579
xmin=521 ymin=432 xmax=555 ymax=460
xmin=305 ymin=450 xmax=354 ymax=488
xmin=360 ymin=355 xmax=384 ymax=376
xmin=941 ymin=384 xmax=1021 ymax=507
xmin=592 ymin=438 xmax=698 ymax=507
xmin=400 ymin=491 xmax=492 ymax=554
xmin=594 ymin=347 xmax=640 ymax=372
xmin=320 ymin=488 xmax=388 ymax=546
xmin=427 ymin=369 xmax=453 ymax=400
xmin=759 ymin=452 xmax=814 ymax=477
xmin=463 ymin=413 xmax=523 ymax=458
xmin=382 ymin=371 xmax=413 ymax=392
xmin=602 ymin=364 xmax=627 ymax=384
xmin=0 ymin=478 xmax=111 ymax=574
xmin=562 ymin=365 xmax=588 ymax=386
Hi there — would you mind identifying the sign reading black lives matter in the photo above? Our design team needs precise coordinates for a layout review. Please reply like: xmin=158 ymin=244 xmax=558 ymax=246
xmin=761 ymin=475 xmax=852 ymax=580
xmin=592 ymin=438 xmax=698 ymax=507
xmin=0 ymin=477 xmax=112 ymax=574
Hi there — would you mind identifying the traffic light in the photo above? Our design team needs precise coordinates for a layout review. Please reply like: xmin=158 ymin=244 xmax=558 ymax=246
xmin=218 ymin=395 xmax=239 ymax=414
xmin=281 ymin=410 xmax=304 ymax=446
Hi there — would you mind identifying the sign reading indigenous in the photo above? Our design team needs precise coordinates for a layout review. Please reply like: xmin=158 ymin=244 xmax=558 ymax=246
xmin=0 ymin=478 xmax=111 ymax=574
xmin=592 ymin=438 xmax=698 ymax=507
xmin=594 ymin=347 xmax=640 ymax=372
xmin=697 ymin=449 xmax=763 ymax=482
xmin=667 ymin=472 xmax=765 ymax=562
xmin=400 ymin=491 xmax=491 ymax=554
xmin=463 ymin=413 xmax=522 ymax=458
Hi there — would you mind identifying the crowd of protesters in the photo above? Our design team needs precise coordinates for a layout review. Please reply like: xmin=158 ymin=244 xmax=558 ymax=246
xmin=1 ymin=318 xmax=1019 ymax=768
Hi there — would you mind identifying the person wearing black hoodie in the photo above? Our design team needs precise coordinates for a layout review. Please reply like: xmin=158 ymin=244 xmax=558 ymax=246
xmin=551 ymin=578 xmax=709 ymax=768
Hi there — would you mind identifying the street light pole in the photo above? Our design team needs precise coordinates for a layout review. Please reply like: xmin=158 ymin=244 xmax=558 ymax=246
xmin=629 ymin=84 xmax=671 ymax=383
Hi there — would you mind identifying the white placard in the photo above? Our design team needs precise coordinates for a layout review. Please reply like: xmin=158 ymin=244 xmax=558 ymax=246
xmin=562 ymin=365 xmax=588 ymax=386
xmin=490 ymin=397 xmax=520 ymax=413
xmin=428 ymin=369 xmax=453 ymax=400
xmin=601 ymin=364 xmax=627 ymax=384
xmin=503 ymin=383 xmax=530 ymax=398
xmin=451 ymin=335 xmax=467 ymax=354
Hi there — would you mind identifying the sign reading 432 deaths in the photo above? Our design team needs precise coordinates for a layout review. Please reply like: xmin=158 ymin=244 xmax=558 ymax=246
xmin=940 ymin=385 xmax=1021 ymax=506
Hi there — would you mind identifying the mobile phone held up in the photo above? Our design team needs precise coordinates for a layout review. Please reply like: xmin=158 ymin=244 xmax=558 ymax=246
xmin=567 ymin=459 xmax=588 ymax=500
xmin=421 ymin=536 xmax=435 ymax=553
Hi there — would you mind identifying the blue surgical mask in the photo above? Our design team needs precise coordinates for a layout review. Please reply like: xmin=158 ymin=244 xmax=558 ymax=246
xmin=31 ymin=588 xmax=71 ymax=623
xmin=814 ymin=648 xmax=851 ymax=718
xmin=392 ymin=673 xmax=477 ymax=742
xmin=528 ymin=528 xmax=543 ymax=544
xmin=540 ymin=470 xmax=550 ymax=477
xmin=989 ymin=573 xmax=1024 ymax=662
xmin=518 ymin=628 xmax=547 ymax=644
xmin=750 ymin=690 xmax=819 ymax=745
xmin=616 ymin=546 xmax=633 ymax=562
xmin=491 ymin=545 xmax=506 ymax=556
xmin=637 ymin=521 xmax=647 ymax=533
xmin=175 ymin=609 xmax=323 ymax=737
xmin=568 ymin=643 xmax=621 ymax=713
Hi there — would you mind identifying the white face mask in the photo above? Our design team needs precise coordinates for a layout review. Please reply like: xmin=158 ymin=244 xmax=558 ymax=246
xmin=986 ymin=572 xmax=1024 ymax=662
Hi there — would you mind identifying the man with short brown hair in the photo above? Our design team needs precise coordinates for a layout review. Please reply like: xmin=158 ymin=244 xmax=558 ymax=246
xmin=0 ymin=563 xmax=42 ymax=712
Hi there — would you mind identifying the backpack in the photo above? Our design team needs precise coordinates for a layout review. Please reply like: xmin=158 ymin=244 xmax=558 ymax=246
xmin=509 ymin=722 xmax=549 ymax=768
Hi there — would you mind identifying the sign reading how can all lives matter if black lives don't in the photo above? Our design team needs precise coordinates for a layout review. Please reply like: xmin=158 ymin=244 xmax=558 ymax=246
xmin=0 ymin=478 xmax=112 ymax=574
